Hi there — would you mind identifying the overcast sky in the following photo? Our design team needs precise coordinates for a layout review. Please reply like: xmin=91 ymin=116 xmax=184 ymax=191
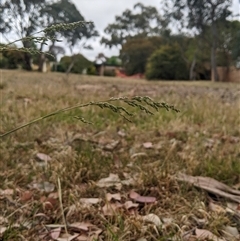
xmin=73 ymin=0 xmax=240 ymax=61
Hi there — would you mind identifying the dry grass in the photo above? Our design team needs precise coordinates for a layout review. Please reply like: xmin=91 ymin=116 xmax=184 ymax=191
xmin=0 ymin=70 xmax=239 ymax=240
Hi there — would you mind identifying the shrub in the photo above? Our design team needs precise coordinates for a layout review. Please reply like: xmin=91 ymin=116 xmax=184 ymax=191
xmin=103 ymin=69 xmax=116 ymax=77
xmin=145 ymin=44 xmax=189 ymax=80
xmin=0 ymin=55 xmax=9 ymax=69
xmin=87 ymin=65 xmax=97 ymax=75
xmin=0 ymin=45 xmax=24 ymax=69
xmin=58 ymin=54 xmax=93 ymax=74
xmin=120 ymin=36 xmax=162 ymax=76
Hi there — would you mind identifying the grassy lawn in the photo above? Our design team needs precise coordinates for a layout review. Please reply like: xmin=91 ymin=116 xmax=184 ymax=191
xmin=0 ymin=70 xmax=239 ymax=240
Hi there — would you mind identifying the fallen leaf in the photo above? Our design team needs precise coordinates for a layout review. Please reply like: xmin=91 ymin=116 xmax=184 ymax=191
xmin=48 ymin=192 xmax=59 ymax=199
xmin=42 ymin=197 xmax=58 ymax=210
xmin=176 ymin=173 xmax=240 ymax=203
xmin=195 ymin=228 xmax=224 ymax=241
xmin=76 ymin=235 xmax=88 ymax=241
xmin=50 ymin=227 xmax=61 ymax=240
xmin=96 ymin=173 xmax=122 ymax=189
xmin=233 ymin=182 xmax=240 ymax=190
xmin=89 ymin=228 xmax=103 ymax=240
xmin=143 ymin=142 xmax=153 ymax=149
xmin=68 ymin=222 xmax=94 ymax=232
xmin=121 ymin=177 xmax=136 ymax=186
xmin=45 ymin=224 xmax=65 ymax=228
xmin=34 ymin=213 xmax=50 ymax=220
xmin=129 ymin=190 xmax=140 ymax=199
xmin=130 ymin=152 xmax=147 ymax=159
xmin=209 ymin=201 xmax=225 ymax=213
xmin=80 ymin=198 xmax=102 ymax=204
xmin=129 ymin=190 xmax=156 ymax=203
xmin=104 ymin=140 xmax=120 ymax=151
xmin=162 ymin=217 xmax=174 ymax=224
xmin=80 ymin=198 xmax=101 ymax=205
xmin=113 ymin=155 xmax=122 ymax=168
xmin=0 ymin=216 xmax=8 ymax=225
xmin=36 ymin=153 xmax=51 ymax=162
xmin=124 ymin=200 xmax=139 ymax=210
xmin=135 ymin=196 xmax=156 ymax=203
xmin=0 ymin=189 xmax=14 ymax=196
xmin=191 ymin=216 xmax=207 ymax=226
xmin=226 ymin=202 xmax=240 ymax=212
xmin=89 ymin=228 xmax=102 ymax=236
xmin=117 ymin=130 xmax=126 ymax=137
xmin=31 ymin=181 xmax=55 ymax=193
xmin=142 ymin=213 xmax=162 ymax=226
xmin=0 ymin=227 xmax=7 ymax=236
xmin=106 ymin=193 xmax=121 ymax=202
xmin=57 ymin=233 xmax=79 ymax=241
xmin=20 ymin=191 xmax=33 ymax=202
xmin=222 ymin=226 xmax=239 ymax=239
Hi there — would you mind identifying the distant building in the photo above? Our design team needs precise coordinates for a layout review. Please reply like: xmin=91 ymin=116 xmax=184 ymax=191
xmin=212 ymin=66 xmax=240 ymax=82
xmin=94 ymin=54 xmax=122 ymax=76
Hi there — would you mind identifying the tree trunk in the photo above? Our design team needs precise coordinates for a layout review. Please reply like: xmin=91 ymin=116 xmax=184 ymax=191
xmin=211 ymin=20 xmax=219 ymax=82
xmin=189 ymin=55 xmax=196 ymax=80
xmin=100 ymin=64 xmax=104 ymax=76
xmin=38 ymin=53 xmax=46 ymax=72
xmin=38 ymin=41 xmax=47 ymax=72
xmin=66 ymin=58 xmax=75 ymax=75
xmin=23 ymin=52 xmax=32 ymax=71
xmin=22 ymin=40 xmax=32 ymax=71
xmin=211 ymin=46 xmax=218 ymax=82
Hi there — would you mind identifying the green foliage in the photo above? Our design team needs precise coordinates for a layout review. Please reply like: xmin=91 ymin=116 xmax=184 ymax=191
xmin=146 ymin=45 xmax=188 ymax=80
xmin=0 ymin=0 xmax=50 ymax=70
xmin=57 ymin=54 xmax=92 ymax=74
xmin=101 ymin=2 xmax=168 ymax=48
xmin=103 ymin=69 xmax=116 ymax=77
xmin=120 ymin=36 xmax=162 ymax=75
xmin=218 ymin=20 xmax=240 ymax=66
xmin=167 ymin=34 xmax=211 ymax=79
xmin=0 ymin=54 xmax=9 ymax=69
xmin=105 ymin=56 xmax=122 ymax=66
xmin=0 ymin=0 xmax=47 ymax=36
xmin=0 ymin=45 xmax=24 ymax=69
xmin=0 ymin=0 xmax=98 ymax=71
xmin=166 ymin=0 xmax=232 ymax=81
xmin=43 ymin=0 xmax=98 ymax=46
xmin=87 ymin=65 xmax=97 ymax=75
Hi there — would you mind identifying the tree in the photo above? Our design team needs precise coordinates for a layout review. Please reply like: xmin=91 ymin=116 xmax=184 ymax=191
xmin=120 ymin=36 xmax=162 ymax=75
xmin=217 ymin=20 xmax=240 ymax=67
xmin=145 ymin=44 xmax=189 ymax=80
xmin=164 ymin=34 xmax=211 ymax=80
xmin=57 ymin=54 xmax=92 ymax=74
xmin=0 ymin=0 xmax=98 ymax=71
xmin=105 ymin=56 xmax=122 ymax=66
xmin=101 ymin=3 xmax=169 ymax=48
xmin=37 ymin=0 xmax=99 ymax=71
xmin=166 ymin=0 xmax=232 ymax=81
xmin=0 ymin=44 xmax=24 ymax=69
xmin=0 ymin=0 xmax=48 ymax=70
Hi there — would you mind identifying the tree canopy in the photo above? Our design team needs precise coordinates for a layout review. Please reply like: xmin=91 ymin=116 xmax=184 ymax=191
xmin=146 ymin=44 xmax=189 ymax=80
xmin=101 ymin=3 xmax=169 ymax=48
xmin=120 ymin=36 xmax=162 ymax=75
xmin=0 ymin=0 xmax=98 ymax=70
xmin=165 ymin=0 xmax=233 ymax=81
